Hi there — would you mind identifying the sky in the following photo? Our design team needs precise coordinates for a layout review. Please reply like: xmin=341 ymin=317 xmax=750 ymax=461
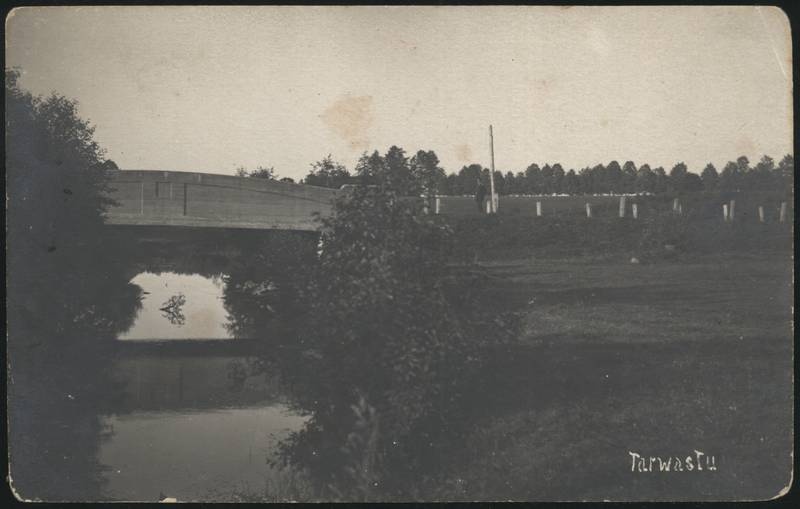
xmin=5 ymin=6 xmax=793 ymax=180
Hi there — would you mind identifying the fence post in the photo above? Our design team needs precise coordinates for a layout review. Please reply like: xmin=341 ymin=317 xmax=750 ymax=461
xmin=723 ymin=204 xmax=729 ymax=222
xmin=585 ymin=202 xmax=592 ymax=218
xmin=758 ymin=206 xmax=765 ymax=223
xmin=632 ymin=203 xmax=638 ymax=219
xmin=673 ymin=198 xmax=679 ymax=211
xmin=435 ymin=197 xmax=440 ymax=215
xmin=729 ymin=200 xmax=735 ymax=221
xmin=780 ymin=202 xmax=787 ymax=223
xmin=486 ymin=199 xmax=491 ymax=214
xmin=536 ymin=201 xmax=542 ymax=217
xmin=619 ymin=196 xmax=626 ymax=218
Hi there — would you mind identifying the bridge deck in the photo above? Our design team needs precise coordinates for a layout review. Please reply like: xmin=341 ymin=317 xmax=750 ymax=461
xmin=105 ymin=170 xmax=338 ymax=231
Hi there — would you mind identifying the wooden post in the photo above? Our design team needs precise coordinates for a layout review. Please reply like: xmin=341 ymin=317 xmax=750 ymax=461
xmin=585 ymin=202 xmax=592 ymax=218
xmin=758 ymin=206 xmax=765 ymax=223
xmin=678 ymin=203 xmax=683 ymax=214
xmin=619 ymin=196 xmax=626 ymax=218
xmin=723 ymin=204 xmax=729 ymax=222
xmin=435 ymin=197 xmax=440 ymax=215
xmin=632 ymin=203 xmax=638 ymax=219
xmin=780 ymin=201 xmax=787 ymax=223
xmin=729 ymin=199 xmax=735 ymax=221
xmin=673 ymin=198 xmax=679 ymax=211
xmin=486 ymin=199 xmax=491 ymax=214
xmin=536 ymin=201 xmax=542 ymax=217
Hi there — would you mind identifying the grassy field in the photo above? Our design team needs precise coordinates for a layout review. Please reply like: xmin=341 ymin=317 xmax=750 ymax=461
xmin=439 ymin=252 xmax=793 ymax=501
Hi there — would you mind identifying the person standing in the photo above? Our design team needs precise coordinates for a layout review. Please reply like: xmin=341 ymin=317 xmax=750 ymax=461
xmin=475 ymin=178 xmax=487 ymax=213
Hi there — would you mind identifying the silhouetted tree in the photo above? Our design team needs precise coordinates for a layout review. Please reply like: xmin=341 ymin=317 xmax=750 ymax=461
xmin=524 ymin=163 xmax=541 ymax=194
xmin=552 ymin=163 xmax=565 ymax=194
xmin=653 ymin=166 xmax=668 ymax=194
xmin=304 ymin=155 xmax=352 ymax=189
xmin=718 ymin=161 xmax=740 ymax=192
xmin=669 ymin=162 xmax=688 ymax=192
xmin=635 ymin=164 xmax=655 ymax=193
xmin=621 ymin=161 xmax=637 ymax=193
xmin=700 ymin=163 xmax=719 ymax=192
xmin=236 ymin=165 xmax=277 ymax=179
xmin=410 ymin=149 xmax=446 ymax=205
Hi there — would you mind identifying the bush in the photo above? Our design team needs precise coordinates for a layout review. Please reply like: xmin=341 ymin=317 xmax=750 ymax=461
xmin=273 ymin=185 xmax=515 ymax=498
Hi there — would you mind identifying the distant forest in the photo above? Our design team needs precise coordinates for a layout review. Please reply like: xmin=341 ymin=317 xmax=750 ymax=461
xmin=237 ymin=147 xmax=794 ymax=197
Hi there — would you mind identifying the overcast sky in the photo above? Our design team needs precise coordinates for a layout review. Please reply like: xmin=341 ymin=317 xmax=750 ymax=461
xmin=6 ymin=6 xmax=793 ymax=179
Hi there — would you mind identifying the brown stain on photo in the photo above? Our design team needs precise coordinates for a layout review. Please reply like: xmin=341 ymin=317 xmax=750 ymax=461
xmin=735 ymin=134 xmax=757 ymax=157
xmin=320 ymin=95 xmax=374 ymax=151
xmin=455 ymin=143 xmax=473 ymax=163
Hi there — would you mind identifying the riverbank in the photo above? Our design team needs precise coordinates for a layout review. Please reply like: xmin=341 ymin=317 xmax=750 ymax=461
xmin=437 ymin=251 xmax=793 ymax=501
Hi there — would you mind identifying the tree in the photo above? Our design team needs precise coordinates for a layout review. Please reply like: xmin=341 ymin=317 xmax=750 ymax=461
xmin=564 ymin=169 xmax=579 ymax=195
xmin=653 ymin=166 xmax=668 ymax=194
xmin=669 ymin=162 xmax=688 ymax=192
xmin=621 ymin=161 xmax=637 ymax=193
xmin=457 ymin=164 xmax=485 ymax=196
xmin=6 ymin=68 xmax=119 ymax=337
xmin=355 ymin=150 xmax=386 ymax=186
xmin=492 ymin=170 xmax=506 ymax=195
xmin=304 ymin=155 xmax=352 ymax=189
xmin=551 ymin=163 xmax=565 ymax=194
xmin=7 ymin=69 xmax=140 ymax=499
xmin=605 ymin=161 xmax=623 ymax=193
xmin=384 ymin=145 xmax=417 ymax=195
xmin=524 ymin=163 xmax=541 ymax=194
xmin=409 ymin=149 xmax=446 ymax=205
xmin=700 ymin=163 xmax=719 ymax=192
xmin=442 ymin=173 xmax=459 ymax=195
xmin=235 ymin=165 xmax=278 ymax=179
xmin=684 ymin=173 xmax=703 ymax=192
xmin=745 ymin=155 xmax=773 ymax=191
xmin=503 ymin=171 xmax=517 ymax=195
xmin=776 ymin=154 xmax=794 ymax=191
xmin=286 ymin=184 xmax=506 ymax=494
xmin=718 ymin=161 xmax=740 ymax=192
xmin=635 ymin=164 xmax=655 ymax=193
xmin=777 ymin=154 xmax=794 ymax=178
xmin=736 ymin=155 xmax=751 ymax=174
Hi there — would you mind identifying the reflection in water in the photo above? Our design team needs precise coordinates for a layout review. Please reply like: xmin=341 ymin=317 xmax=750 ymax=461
xmin=119 ymin=272 xmax=234 ymax=340
xmin=100 ymin=407 xmax=305 ymax=502
xmin=99 ymin=354 xmax=306 ymax=501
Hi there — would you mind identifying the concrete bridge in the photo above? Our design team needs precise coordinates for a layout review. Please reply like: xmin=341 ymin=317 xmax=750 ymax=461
xmin=104 ymin=170 xmax=338 ymax=231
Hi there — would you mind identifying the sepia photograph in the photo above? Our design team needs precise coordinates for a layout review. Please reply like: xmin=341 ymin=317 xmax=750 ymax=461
xmin=5 ymin=5 xmax=794 ymax=502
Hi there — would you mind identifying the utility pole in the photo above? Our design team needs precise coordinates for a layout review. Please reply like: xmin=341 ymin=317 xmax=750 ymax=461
xmin=489 ymin=125 xmax=497 ymax=213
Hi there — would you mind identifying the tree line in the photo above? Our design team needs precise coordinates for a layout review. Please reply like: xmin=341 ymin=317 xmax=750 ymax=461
xmin=279 ymin=147 xmax=794 ymax=197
